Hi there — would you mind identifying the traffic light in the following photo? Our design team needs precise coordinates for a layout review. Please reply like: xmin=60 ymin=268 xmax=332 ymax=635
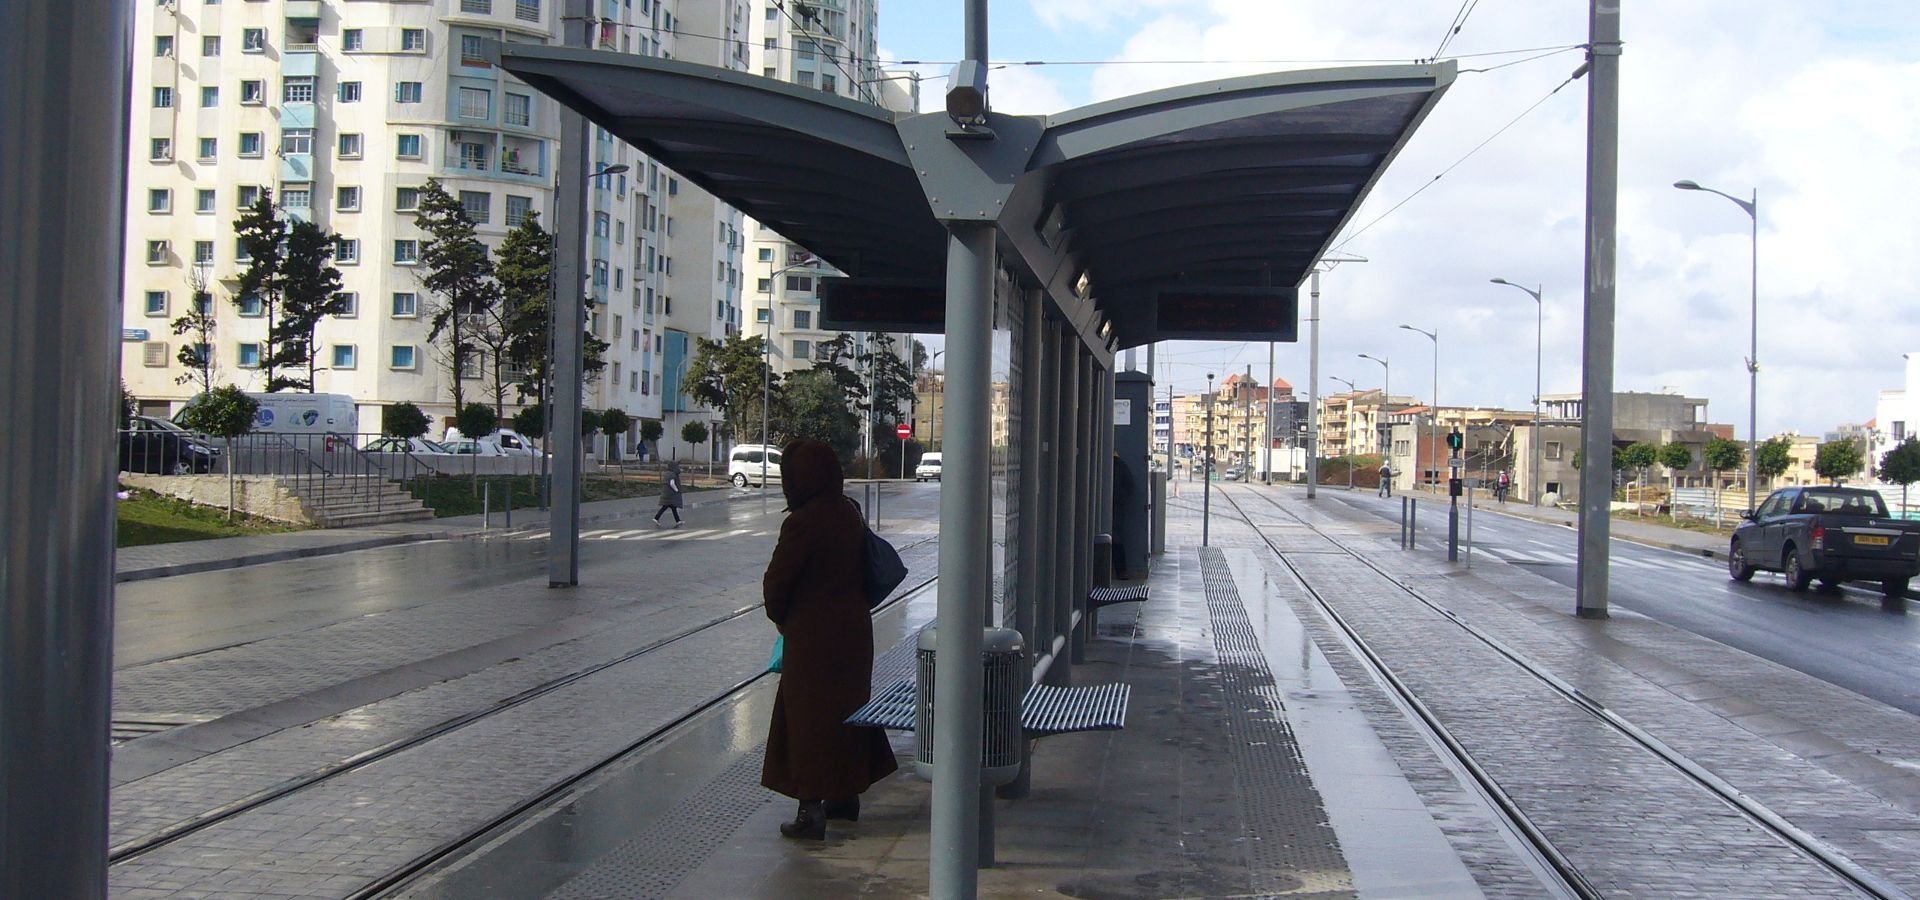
xmin=1446 ymin=430 xmax=1463 ymax=451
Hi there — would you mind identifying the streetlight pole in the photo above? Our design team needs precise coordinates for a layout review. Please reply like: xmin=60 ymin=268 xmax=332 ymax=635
xmin=1492 ymin=278 xmax=1544 ymax=505
xmin=1358 ymin=353 xmax=1390 ymax=460
xmin=1675 ymin=179 xmax=1759 ymax=514
xmin=1398 ymin=325 xmax=1437 ymax=491
xmin=1202 ymin=373 xmax=1215 ymax=545
xmin=542 ymin=162 xmax=628 ymax=510
xmin=1330 ymin=376 xmax=1358 ymax=490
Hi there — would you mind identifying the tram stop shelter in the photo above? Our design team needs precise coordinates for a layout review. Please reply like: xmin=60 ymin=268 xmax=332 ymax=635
xmin=496 ymin=41 xmax=1453 ymax=893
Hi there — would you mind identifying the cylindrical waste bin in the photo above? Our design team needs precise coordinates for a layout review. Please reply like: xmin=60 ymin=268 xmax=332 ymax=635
xmin=914 ymin=626 xmax=1025 ymax=786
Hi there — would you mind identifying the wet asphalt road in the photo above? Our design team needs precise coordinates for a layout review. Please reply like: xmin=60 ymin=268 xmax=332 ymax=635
xmin=1320 ymin=488 xmax=1920 ymax=716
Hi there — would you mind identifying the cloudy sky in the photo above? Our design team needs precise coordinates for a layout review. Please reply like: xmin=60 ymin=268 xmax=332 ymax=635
xmin=874 ymin=1 xmax=1920 ymax=439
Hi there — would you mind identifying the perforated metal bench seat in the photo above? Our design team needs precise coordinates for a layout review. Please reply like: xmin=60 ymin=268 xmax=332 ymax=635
xmin=845 ymin=678 xmax=1130 ymax=737
xmin=1087 ymin=585 xmax=1150 ymax=610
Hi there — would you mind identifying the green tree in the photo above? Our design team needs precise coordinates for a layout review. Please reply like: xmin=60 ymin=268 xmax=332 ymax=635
xmin=382 ymin=402 xmax=431 ymax=440
xmin=1620 ymin=441 xmax=1659 ymax=486
xmin=1702 ymin=436 xmax=1746 ymax=516
xmin=685 ymin=334 xmax=777 ymax=443
xmin=454 ymin=402 xmax=499 ymax=490
xmin=580 ymin=407 xmax=603 ymax=437
xmin=600 ymin=407 xmax=631 ymax=463
xmin=266 ymin=218 xmax=348 ymax=391
xmin=782 ymin=368 xmax=860 ymax=464
xmin=1755 ymin=436 xmax=1792 ymax=486
xmin=120 ymin=381 xmax=136 ymax=428
xmin=681 ymin=420 xmax=709 ymax=464
xmin=1880 ymin=438 xmax=1920 ymax=514
xmin=857 ymin=332 xmax=916 ymax=428
xmin=512 ymin=402 xmax=548 ymax=441
xmin=232 ymin=191 xmax=289 ymax=389
xmin=495 ymin=210 xmax=608 ymax=406
xmin=415 ymin=179 xmax=502 ymax=413
xmin=639 ymin=418 xmax=663 ymax=460
xmin=177 ymin=385 xmax=258 ymax=520
xmin=171 ymin=262 xmax=219 ymax=394
xmin=1658 ymin=442 xmax=1695 ymax=488
xmin=1815 ymin=439 xmax=1865 ymax=485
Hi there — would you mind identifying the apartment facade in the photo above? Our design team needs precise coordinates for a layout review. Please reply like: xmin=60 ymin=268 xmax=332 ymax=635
xmin=123 ymin=0 xmax=752 ymax=459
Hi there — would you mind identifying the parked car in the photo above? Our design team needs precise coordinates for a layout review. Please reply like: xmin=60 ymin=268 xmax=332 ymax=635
xmin=1729 ymin=486 xmax=1920 ymax=597
xmin=729 ymin=444 xmax=783 ymax=487
xmin=442 ymin=439 xmax=505 ymax=457
xmin=915 ymin=452 xmax=942 ymax=482
xmin=363 ymin=436 xmax=452 ymax=457
xmin=119 ymin=424 xmax=219 ymax=474
xmin=443 ymin=427 xmax=542 ymax=458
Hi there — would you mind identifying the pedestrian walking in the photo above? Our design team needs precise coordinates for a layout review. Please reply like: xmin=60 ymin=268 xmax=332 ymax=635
xmin=1497 ymin=469 xmax=1511 ymax=504
xmin=1378 ymin=462 xmax=1393 ymax=498
xmin=760 ymin=440 xmax=898 ymax=840
xmin=653 ymin=460 xmax=684 ymax=526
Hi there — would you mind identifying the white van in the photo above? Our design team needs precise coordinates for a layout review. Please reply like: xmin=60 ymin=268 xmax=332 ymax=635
xmin=915 ymin=452 xmax=943 ymax=481
xmin=177 ymin=392 xmax=358 ymax=436
xmin=728 ymin=444 xmax=782 ymax=488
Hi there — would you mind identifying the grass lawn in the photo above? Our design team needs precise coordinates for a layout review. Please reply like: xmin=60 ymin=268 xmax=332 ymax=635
xmin=117 ymin=488 xmax=303 ymax=547
xmin=1612 ymin=509 xmax=1734 ymax=538
xmin=407 ymin=473 xmax=721 ymax=518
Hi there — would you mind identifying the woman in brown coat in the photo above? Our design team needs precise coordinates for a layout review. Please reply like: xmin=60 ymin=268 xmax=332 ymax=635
xmin=761 ymin=440 xmax=898 ymax=839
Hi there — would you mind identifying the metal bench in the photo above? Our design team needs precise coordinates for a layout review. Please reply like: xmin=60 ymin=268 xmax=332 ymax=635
xmin=846 ymin=677 xmax=1130 ymax=737
xmin=1087 ymin=584 xmax=1149 ymax=611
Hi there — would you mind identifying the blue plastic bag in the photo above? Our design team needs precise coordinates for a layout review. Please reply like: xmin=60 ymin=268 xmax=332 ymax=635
xmin=768 ymin=635 xmax=784 ymax=673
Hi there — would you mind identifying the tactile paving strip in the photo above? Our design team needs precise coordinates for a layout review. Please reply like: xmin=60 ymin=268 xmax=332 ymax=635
xmin=1198 ymin=547 xmax=1355 ymax=897
xmin=546 ymin=751 xmax=771 ymax=900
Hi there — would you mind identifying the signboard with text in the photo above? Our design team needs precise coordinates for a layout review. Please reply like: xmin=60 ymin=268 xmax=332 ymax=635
xmin=820 ymin=278 xmax=947 ymax=333
xmin=1154 ymin=286 xmax=1298 ymax=342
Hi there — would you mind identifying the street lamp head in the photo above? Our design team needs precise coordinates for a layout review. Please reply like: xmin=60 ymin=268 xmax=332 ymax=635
xmin=1490 ymin=277 xmax=1510 ymax=285
xmin=593 ymin=163 xmax=631 ymax=178
xmin=1673 ymin=179 xmax=1701 ymax=191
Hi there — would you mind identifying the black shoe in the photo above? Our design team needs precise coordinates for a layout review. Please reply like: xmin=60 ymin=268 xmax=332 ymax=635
xmin=780 ymin=800 xmax=826 ymax=840
xmin=823 ymin=798 xmax=859 ymax=822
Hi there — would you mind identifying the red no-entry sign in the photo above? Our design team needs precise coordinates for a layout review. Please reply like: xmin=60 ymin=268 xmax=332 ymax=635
xmin=896 ymin=423 xmax=912 ymax=439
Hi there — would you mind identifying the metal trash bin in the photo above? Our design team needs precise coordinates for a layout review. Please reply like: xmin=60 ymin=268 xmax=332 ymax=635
xmin=914 ymin=626 xmax=1025 ymax=786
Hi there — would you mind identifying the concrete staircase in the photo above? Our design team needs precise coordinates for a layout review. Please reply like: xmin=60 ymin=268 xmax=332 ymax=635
xmin=281 ymin=476 xmax=435 ymax=528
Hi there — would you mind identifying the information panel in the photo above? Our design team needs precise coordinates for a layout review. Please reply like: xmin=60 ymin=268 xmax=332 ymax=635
xmin=1154 ymin=286 xmax=1299 ymax=342
xmin=819 ymin=278 xmax=947 ymax=333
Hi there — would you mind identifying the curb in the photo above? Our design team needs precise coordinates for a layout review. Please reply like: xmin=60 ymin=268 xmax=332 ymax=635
xmin=115 ymin=531 xmax=451 ymax=583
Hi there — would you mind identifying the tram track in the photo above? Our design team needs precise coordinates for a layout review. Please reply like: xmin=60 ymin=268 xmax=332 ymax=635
xmin=107 ymin=536 xmax=939 ymax=874
xmin=1216 ymin=485 xmax=1908 ymax=900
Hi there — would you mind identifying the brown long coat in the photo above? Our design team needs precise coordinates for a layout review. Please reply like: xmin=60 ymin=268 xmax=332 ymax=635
xmin=761 ymin=441 xmax=898 ymax=800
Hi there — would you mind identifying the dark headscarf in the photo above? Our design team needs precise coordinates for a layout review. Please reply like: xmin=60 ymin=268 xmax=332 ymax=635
xmin=781 ymin=440 xmax=844 ymax=510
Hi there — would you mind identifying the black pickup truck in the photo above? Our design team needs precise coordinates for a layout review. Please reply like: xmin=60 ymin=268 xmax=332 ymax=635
xmin=1728 ymin=486 xmax=1920 ymax=597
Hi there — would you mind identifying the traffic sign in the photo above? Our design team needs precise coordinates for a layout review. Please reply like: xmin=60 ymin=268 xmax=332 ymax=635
xmin=1448 ymin=456 xmax=1464 ymax=469
xmin=896 ymin=423 xmax=911 ymax=439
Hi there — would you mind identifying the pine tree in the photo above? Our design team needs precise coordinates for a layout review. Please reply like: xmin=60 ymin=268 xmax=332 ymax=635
xmin=414 ymin=179 xmax=502 ymax=412
xmin=266 ymin=218 xmax=347 ymax=391
xmin=232 ymin=192 xmax=288 ymax=389
xmin=495 ymin=209 xmax=609 ymax=406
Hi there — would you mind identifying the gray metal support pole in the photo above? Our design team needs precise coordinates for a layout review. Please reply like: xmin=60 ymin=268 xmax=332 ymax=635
xmin=1070 ymin=353 xmax=1094 ymax=665
xmin=1048 ymin=325 xmax=1077 ymax=687
xmin=1266 ymin=342 xmax=1276 ymax=483
xmin=1202 ymin=390 xmax=1214 ymax=544
xmin=1576 ymin=0 xmax=1620 ymax=619
xmin=547 ymin=0 xmax=590 ymax=588
xmin=930 ymin=224 xmax=994 ymax=896
xmin=1306 ymin=272 xmax=1322 ymax=498
xmin=1535 ymin=288 xmax=1544 ymax=505
xmin=1004 ymin=291 xmax=1046 ymax=801
xmin=1 ymin=0 xmax=128 ymax=891
xmin=1746 ymin=190 xmax=1759 ymax=514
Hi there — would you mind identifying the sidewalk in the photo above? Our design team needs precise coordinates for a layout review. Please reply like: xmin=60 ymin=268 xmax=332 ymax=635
xmin=1396 ymin=484 xmax=1730 ymax=559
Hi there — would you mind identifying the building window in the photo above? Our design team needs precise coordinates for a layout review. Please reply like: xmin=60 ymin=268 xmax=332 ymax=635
xmin=281 ymin=128 xmax=313 ymax=155
xmin=202 ymin=35 xmax=220 ymax=56
xmin=792 ymin=339 xmax=810 ymax=359
xmin=333 ymin=238 xmax=359 ymax=263
xmin=456 ymin=141 xmax=488 ymax=170
xmin=191 ymin=292 xmax=212 ymax=316
xmin=391 ymin=345 xmax=418 ymax=369
xmin=593 ymin=260 xmax=607 ymax=287
xmin=193 ymin=240 xmax=215 ymax=264
xmin=199 ymin=86 xmax=219 ymax=107
xmin=593 ymin=212 xmax=610 ymax=237
xmin=504 ymin=92 xmax=531 ymax=126
xmin=460 ymin=35 xmax=490 ymax=67
xmin=197 ymin=137 xmax=217 ymax=160
xmin=1545 ymin=441 xmax=1562 ymax=460
xmin=784 ymin=274 xmax=813 ymax=293
xmin=334 ymin=292 xmax=358 ymax=317
xmin=391 ymin=292 xmax=418 ymax=317
xmin=139 ymin=340 xmax=169 ymax=368
xmin=401 ymin=28 xmax=425 ymax=51
xmin=757 ymin=247 xmax=773 ymax=262
xmin=280 ymin=184 xmax=311 ymax=208
xmin=235 ymin=237 xmax=251 ymax=262
xmin=196 ymin=189 xmax=216 ymax=213
xmin=145 ymin=240 xmax=170 ymax=265
xmin=339 ymin=133 xmax=363 ymax=158
xmin=237 ymin=184 xmax=261 ymax=208
xmin=516 ymin=0 xmax=540 ymax=20
xmin=820 ymin=74 xmax=836 ymax=94
xmin=793 ymin=310 xmax=811 ymax=330
xmin=394 ymin=81 xmax=423 ymax=104
xmin=342 ymin=28 xmax=363 ymax=51
xmin=505 ymin=194 xmax=531 ymax=226
xmin=144 ymin=290 xmax=169 ymax=316
xmin=240 ymin=80 xmax=265 ymax=104
xmin=237 ymin=293 xmax=263 ymax=316
xmin=155 ymin=35 xmax=175 ymax=57
xmin=242 ymin=28 xmax=265 ymax=52
xmin=614 ymin=268 xmax=623 ymax=290
xmin=393 ymin=240 xmax=419 ymax=264
xmin=461 ymin=0 xmax=492 ymax=11
xmin=755 ymin=307 xmax=770 ymax=323
xmin=395 ymin=186 xmax=421 ymax=211
xmin=238 ymin=131 xmax=262 ymax=157
xmin=338 ymin=81 xmax=361 ymax=103
xmin=457 ymin=86 xmax=490 ymax=119
xmin=283 ymin=76 xmax=315 ymax=103
xmin=331 ymin=345 xmax=357 ymax=369
xmin=152 ymin=87 xmax=172 ymax=108
xmin=459 ymin=190 xmax=490 ymax=223
xmin=237 ymin=342 xmax=262 ymax=367
xmin=147 ymin=188 xmax=171 ymax=214
xmin=396 ymin=134 xmax=422 ymax=159
xmin=336 ymin=186 xmax=360 ymax=212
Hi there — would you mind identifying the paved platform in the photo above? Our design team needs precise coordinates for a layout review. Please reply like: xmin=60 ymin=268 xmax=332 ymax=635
xmin=105 ymin=482 xmax=1920 ymax=897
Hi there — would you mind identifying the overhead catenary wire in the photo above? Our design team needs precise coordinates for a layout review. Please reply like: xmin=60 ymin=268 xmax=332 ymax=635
xmin=882 ymin=43 xmax=1584 ymax=69
xmin=1429 ymin=0 xmax=1485 ymax=62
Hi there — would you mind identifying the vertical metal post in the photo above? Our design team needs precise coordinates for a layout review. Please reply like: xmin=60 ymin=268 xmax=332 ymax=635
xmin=1306 ymin=272 xmax=1321 ymax=498
xmin=1071 ymin=353 xmax=1094 ymax=665
xmin=1 ymin=0 xmax=128 ymax=891
xmin=1202 ymin=384 xmax=1214 ymax=545
xmin=483 ymin=482 xmax=492 ymax=529
xmin=1746 ymin=190 xmax=1759 ymax=514
xmin=1004 ymin=290 xmax=1045 ymax=800
xmin=1265 ymin=342 xmax=1276 ymax=483
xmin=931 ymin=223 xmax=994 ymax=896
xmin=1576 ymin=0 xmax=1620 ymax=619
xmin=1242 ymin=365 xmax=1253 ymax=482
xmin=1049 ymin=328 xmax=1077 ymax=687
xmin=547 ymin=0 xmax=590 ymax=587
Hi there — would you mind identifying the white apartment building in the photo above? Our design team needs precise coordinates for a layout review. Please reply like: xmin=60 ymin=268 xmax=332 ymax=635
xmin=122 ymin=0 xmax=748 ymax=460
